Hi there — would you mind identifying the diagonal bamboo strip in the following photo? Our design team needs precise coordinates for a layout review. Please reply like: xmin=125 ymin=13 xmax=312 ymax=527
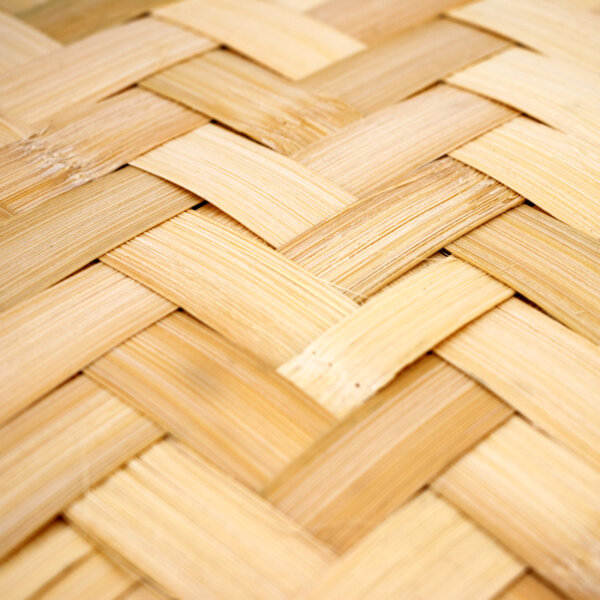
xmin=142 ymin=49 xmax=361 ymax=154
xmin=436 ymin=298 xmax=600 ymax=469
xmin=279 ymin=256 xmax=511 ymax=416
xmin=303 ymin=19 xmax=508 ymax=114
xmin=87 ymin=311 xmax=335 ymax=490
xmin=281 ymin=157 xmax=521 ymax=299
xmin=295 ymin=84 xmax=515 ymax=198
xmin=155 ymin=0 xmax=365 ymax=80
xmin=0 ymin=263 xmax=174 ymax=423
xmin=448 ymin=204 xmax=600 ymax=342
xmin=265 ymin=355 xmax=511 ymax=552
xmin=499 ymin=575 xmax=567 ymax=600
xmin=434 ymin=416 xmax=600 ymax=600
xmin=451 ymin=117 xmax=600 ymax=238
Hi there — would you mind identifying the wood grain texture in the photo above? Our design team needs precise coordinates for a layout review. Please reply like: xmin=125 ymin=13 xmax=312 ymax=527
xmin=0 ymin=166 xmax=198 ymax=312
xmin=142 ymin=50 xmax=361 ymax=155
xmin=434 ymin=416 xmax=600 ymax=600
xmin=155 ymin=0 xmax=365 ymax=80
xmin=451 ymin=117 xmax=600 ymax=238
xmin=0 ymin=522 xmax=92 ymax=600
xmin=132 ymin=124 xmax=357 ymax=247
xmin=0 ymin=375 xmax=161 ymax=559
xmin=304 ymin=18 xmax=508 ymax=114
xmin=279 ymin=256 xmax=511 ymax=416
xmin=448 ymin=47 xmax=600 ymax=145
xmin=0 ymin=263 xmax=174 ymax=424
xmin=87 ymin=311 xmax=335 ymax=490
xmin=300 ymin=490 xmax=523 ymax=599
xmin=436 ymin=298 xmax=600 ymax=470
xmin=448 ymin=204 xmax=600 ymax=342
xmin=0 ymin=89 xmax=204 ymax=215
xmin=450 ymin=0 xmax=600 ymax=71
xmin=295 ymin=84 xmax=515 ymax=198
xmin=103 ymin=210 xmax=357 ymax=367
xmin=266 ymin=355 xmax=511 ymax=552
xmin=281 ymin=157 xmax=521 ymax=300
xmin=0 ymin=17 xmax=213 ymax=125
xmin=68 ymin=440 xmax=335 ymax=600
xmin=499 ymin=575 xmax=567 ymax=600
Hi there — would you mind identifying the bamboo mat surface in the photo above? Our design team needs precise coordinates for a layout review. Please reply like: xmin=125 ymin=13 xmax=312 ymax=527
xmin=0 ymin=0 xmax=599 ymax=598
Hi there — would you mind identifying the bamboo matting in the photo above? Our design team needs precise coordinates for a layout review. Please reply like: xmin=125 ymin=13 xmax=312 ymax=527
xmin=0 ymin=0 xmax=599 ymax=598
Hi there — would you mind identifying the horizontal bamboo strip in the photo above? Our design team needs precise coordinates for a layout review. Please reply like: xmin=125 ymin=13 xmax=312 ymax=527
xmin=18 ymin=0 xmax=169 ymax=43
xmin=142 ymin=50 xmax=361 ymax=155
xmin=436 ymin=298 xmax=600 ymax=469
xmin=0 ymin=11 xmax=59 ymax=73
xmin=0 ymin=263 xmax=174 ymax=424
xmin=448 ymin=204 xmax=600 ymax=342
xmin=103 ymin=210 xmax=357 ymax=367
xmin=265 ymin=355 xmax=511 ymax=552
xmin=155 ymin=0 xmax=365 ymax=80
xmin=301 ymin=490 xmax=523 ymax=600
xmin=451 ymin=117 xmax=600 ymax=238
xmin=0 ymin=521 xmax=92 ymax=600
xmin=0 ymin=17 xmax=213 ymax=125
xmin=500 ymin=575 xmax=566 ymax=600
xmin=434 ymin=416 xmax=600 ymax=600
xmin=448 ymin=47 xmax=600 ymax=145
xmin=303 ymin=19 xmax=508 ymax=114
xmin=279 ymin=256 xmax=512 ymax=416
xmin=0 ymin=89 xmax=204 ymax=215
xmin=87 ymin=311 xmax=335 ymax=490
xmin=310 ymin=0 xmax=461 ymax=44
xmin=68 ymin=440 xmax=335 ymax=600
xmin=132 ymin=124 xmax=357 ymax=247
xmin=0 ymin=166 xmax=198 ymax=312
xmin=281 ymin=157 xmax=521 ymax=300
xmin=449 ymin=0 xmax=600 ymax=71
xmin=37 ymin=551 xmax=137 ymax=600
xmin=295 ymin=84 xmax=515 ymax=198
xmin=0 ymin=375 xmax=161 ymax=559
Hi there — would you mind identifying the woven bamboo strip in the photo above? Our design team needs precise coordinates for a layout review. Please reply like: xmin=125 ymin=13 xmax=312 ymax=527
xmin=500 ymin=575 xmax=566 ymax=600
xmin=281 ymin=157 xmax=522 ymax=300
xmin=270 ymin=0 xmax=326 ymax=9
xmin=436 ymin=298 xmax=600 ymax=469
xmin=67 ymin=440 xmax=335 ymax=600
xmin=0 ymin=11 xmax=59 ymax=72
xmin=300 ymin=490 xmax=524 ymax=599
xmin=434 ymin=416 xmax=600 ymax=600
xmin=265 ymin=355 xmax=511 ymax=552
xmin=295 ymin=84 xmax=515 ymax=198
xmin=17 ymin=0 xmax=168 ymax=43
xmin=0 ymin=167 xmax=198 ymax=311
xmin=303 ymin=19 xmax=509 ymax=115
xmin=449 ymin=0 xmax=600 ymax=71
xmin=87 ymin=311 xmax=335 ymax=489
xmin=310 ymin=0 xmax=462 ymax=44
xmin=0 ymin=521 xmax=92 ymax=600
xmin=0 ymin=263 xmax=174 ymax=424
xmin=448 ymin=47 xmax=600 ymax=145
xmin=103 ymin=211 xmax=357 ymax=367
xmin=0 ymin=18 xmax=213 ymax=125
xmin=279 ymin=256 xmax=511 ymax=416
xmin=142 ymin=50 xmax=361 ymax=155
xmin=448 ymin=205 xmax=600 ymax=342
xmin=0 ymin=375 xmax=161 ymax=558
xmin=132 ymin=124 xmax=357 ymax=246
xmin=0 ymin=0 xmax=45 ymax=11
xmin=0 ymin=89 xmax=204 ymax=215
xmin=451 ymin=117 xmax=600 ymax=238
xmin=124 ymin=586 xmax=170 ymax=600
xmin=155 ymin=0 xmax=365 ymax=80
xmin=35 ymin=551 xmax=137 ymax=600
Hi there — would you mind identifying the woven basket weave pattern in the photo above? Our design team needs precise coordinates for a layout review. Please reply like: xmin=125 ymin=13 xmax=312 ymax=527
xmin=0 ymin=0 xmax=599 ymax=599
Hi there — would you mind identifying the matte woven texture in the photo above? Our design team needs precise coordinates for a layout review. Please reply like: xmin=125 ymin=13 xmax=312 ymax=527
xmin=0 ymin=0 xmax=599 ymax=598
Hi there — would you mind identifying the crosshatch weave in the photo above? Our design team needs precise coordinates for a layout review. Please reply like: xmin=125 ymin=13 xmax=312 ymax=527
xmin=0 ymin=0 xmax=599 ymax=598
